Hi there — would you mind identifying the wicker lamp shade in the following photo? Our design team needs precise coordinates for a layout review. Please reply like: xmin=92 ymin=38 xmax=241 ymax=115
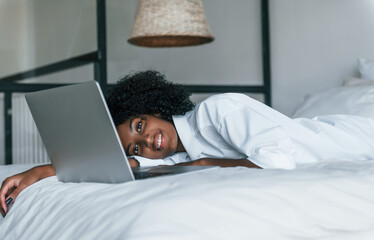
xmin=128 ymin=0 xmax=214 ymax=47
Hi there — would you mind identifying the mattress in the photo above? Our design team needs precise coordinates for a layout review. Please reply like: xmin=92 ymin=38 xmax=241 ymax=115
xmin=1 ymin=161 xmax=374 ymax=240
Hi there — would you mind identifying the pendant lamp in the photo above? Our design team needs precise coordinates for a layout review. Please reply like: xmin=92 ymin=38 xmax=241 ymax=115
xmin=128 ymin=0 xmax=214 ymax=47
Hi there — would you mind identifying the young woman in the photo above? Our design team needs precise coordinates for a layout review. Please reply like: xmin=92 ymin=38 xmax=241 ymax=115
xmin=2 ymin=70 xmax=374 ymax=216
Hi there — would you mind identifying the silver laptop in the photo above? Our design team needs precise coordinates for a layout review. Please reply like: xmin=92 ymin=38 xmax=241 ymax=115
xmin=25 ymin=81 xmax=212 ymax=183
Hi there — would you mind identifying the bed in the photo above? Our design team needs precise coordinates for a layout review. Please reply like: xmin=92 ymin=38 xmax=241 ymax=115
xmin=2 ymin=66 xmax=374 ymax=239
xmin=1 ymin=160 xmax=374 ymax=240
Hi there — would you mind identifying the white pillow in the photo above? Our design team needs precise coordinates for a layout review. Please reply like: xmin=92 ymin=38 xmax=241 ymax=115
xmin=358 ymin=58 xmax=374 ymax=79
xmin=292 ymin=85 xmax=374 ymax=119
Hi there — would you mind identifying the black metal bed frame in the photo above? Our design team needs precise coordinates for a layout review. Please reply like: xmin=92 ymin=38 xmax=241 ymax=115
xmin=0 ymin=0 xmax=271 ymax=165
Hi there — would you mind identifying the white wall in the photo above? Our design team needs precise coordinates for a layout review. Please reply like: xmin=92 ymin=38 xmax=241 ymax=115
xmin=106 ymin=0 xmax=263 ymax=86
xmin=270 ymin=0 xmax=374 ymax=115
xmin=0 ymin=0 xmax=263 ymax=87
xmin=0 ymin=0 xmax=32 ymax=78
xmin=0 ymin=0 xmax=96 ymax=79
xmin=3 ymin=1 xmax=374 ymax=111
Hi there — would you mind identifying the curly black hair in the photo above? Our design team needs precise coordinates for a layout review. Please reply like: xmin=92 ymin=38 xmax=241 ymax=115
xmin=106 ymin=70 xmax=195 ymax=126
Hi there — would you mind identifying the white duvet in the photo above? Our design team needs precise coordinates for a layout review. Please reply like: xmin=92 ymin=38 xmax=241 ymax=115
xmin=0 ymin=161 xmax=374 ymax=240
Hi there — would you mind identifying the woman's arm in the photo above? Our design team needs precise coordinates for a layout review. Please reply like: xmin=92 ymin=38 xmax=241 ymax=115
xmin=174 ymin=158 xmax=262 ymax=168
xmin=0 ymin=164 xmax=55 ymax=216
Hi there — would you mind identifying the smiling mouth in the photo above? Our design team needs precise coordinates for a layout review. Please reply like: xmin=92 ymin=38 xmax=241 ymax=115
xmin=157 ymin=133 xmax=162 ymax=150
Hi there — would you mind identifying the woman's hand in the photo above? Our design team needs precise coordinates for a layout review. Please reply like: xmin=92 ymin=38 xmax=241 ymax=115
xmin=174 ymin=158 xmax=261 ymax=168
xmin=129 ymin=158 xmax=140 ymax=168
xmin=0 ymin=164 xmax=55 ymax=216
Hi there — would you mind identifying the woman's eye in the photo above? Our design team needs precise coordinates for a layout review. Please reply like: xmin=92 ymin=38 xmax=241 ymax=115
xmin=136 ymin=122 xmax=142 ymax=132
xmin=133 ymin=145 xmax=139 ymax=155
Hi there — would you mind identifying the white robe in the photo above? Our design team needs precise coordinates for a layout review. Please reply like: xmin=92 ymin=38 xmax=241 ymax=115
xmin=171 ymin=93 xmax=374 ymax=169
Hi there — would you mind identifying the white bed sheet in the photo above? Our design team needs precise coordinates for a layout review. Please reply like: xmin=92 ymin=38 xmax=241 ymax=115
xmin=0 ymin=161 xmax=374 ymax=240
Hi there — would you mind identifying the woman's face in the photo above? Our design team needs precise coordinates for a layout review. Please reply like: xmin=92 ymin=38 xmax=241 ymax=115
xmin=116 ymin=115 xmax=184 ymax=159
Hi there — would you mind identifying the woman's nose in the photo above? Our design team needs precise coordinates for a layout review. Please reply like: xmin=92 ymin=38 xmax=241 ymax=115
xmin=144 ymin=134 xmax=153 ymax=146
